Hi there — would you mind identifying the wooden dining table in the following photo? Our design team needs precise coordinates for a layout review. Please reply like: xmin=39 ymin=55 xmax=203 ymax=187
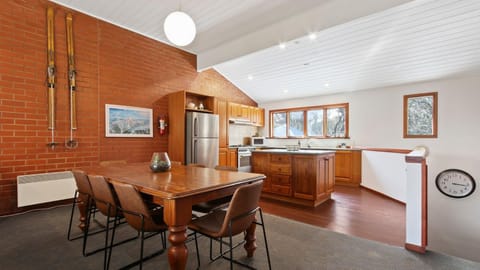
xmin=79 ymin=162 xmax=265 ymax=270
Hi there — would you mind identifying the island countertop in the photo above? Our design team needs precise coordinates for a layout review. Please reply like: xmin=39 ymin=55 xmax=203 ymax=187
xmin=253 ymin=148 xmax=336 ymax=155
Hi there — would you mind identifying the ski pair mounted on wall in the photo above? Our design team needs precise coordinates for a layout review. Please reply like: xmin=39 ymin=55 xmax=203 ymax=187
xmin=46 ymin=7 xmax=78 ymax=149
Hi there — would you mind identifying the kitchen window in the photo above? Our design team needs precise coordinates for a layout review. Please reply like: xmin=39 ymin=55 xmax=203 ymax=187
xmin=270 ymin=103 xmax=349 ymax=138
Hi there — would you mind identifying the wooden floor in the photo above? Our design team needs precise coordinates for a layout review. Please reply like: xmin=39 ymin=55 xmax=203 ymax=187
xmin=259 ymin=185 xmax=406 ymax=246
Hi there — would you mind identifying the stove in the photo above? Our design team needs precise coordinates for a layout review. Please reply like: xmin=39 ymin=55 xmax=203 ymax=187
xmin=229 ymin=145 xmax=255 ymax=172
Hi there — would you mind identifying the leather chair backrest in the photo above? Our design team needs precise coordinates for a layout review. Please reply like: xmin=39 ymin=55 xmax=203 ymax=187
xmin=72 ymin=170 xmax=93 ymax=196
xmin=111 ymin=181 xmax=165 ymax=232
xmin=88 ymin=175 xmax=118 ymax=217
xmin=219 ymin=181 xmax=263 ymax=236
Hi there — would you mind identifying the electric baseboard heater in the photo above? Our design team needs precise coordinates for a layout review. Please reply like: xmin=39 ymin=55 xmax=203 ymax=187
xmin=17 ymin=171 xmax=76 ymax=207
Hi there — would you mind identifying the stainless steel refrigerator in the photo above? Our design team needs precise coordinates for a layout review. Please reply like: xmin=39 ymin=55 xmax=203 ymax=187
xmin=186 ymin=112 xmax=219 ymax=168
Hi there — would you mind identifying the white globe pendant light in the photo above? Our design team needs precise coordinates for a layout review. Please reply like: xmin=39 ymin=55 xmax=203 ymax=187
xmin=164 ymin=11 xmax=196 ymax=47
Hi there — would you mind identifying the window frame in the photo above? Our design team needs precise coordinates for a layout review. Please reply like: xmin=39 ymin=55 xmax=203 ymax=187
xmin=269 ymin=103 xmax=349 ymax=139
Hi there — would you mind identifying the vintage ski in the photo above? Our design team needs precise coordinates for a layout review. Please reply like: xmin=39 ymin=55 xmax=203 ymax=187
xmin=66 ymin=13 xmax=77 ymax=130
xmin=65 ymin=13 xmax=78 ymax=149
xmin=46 ymin=7 xmax=55 ymax=130
xmin=46 ymin=7 xmax=59 ymax=149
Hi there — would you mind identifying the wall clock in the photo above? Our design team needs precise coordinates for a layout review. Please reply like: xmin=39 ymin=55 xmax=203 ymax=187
xmin=435 ymin=169 xmax=476 ymax=198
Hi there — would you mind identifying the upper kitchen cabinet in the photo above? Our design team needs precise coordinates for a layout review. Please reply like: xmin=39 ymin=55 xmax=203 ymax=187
xmin=228 ymin=102 xmax=265 ymax=127
xmin=168 ymin=91 xmax=215 ymax=164
xmin=250 ymin=107 xmax=265 ymax=127
xmin=228 ymin=102 xmax=250 ymax=122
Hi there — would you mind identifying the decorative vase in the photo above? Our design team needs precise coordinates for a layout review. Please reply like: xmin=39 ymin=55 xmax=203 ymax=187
xmin=150 ymin=152 xmax=171 ymax=172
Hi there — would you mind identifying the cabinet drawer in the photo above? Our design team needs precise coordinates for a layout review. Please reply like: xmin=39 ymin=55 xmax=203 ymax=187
xmin=270 ymin=174 xmax=291 ymax=186
xmin=270 ymin=154 xmax=291 ymax=163
xmin=270 ymin=164 xmax=291 ymax=175
xmin=270 ymin=185 xmax=291 ymax=196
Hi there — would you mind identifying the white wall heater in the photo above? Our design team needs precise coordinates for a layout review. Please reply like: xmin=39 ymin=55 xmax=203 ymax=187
xmin=17 ymin=171 xmax=76 ymax=207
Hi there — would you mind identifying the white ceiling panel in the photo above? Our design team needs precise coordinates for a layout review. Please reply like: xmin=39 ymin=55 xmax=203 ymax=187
xmin=49 ymin=0 xmax=480 ymax=103
xmin=214 ymin=0 xmax=480 ymax=102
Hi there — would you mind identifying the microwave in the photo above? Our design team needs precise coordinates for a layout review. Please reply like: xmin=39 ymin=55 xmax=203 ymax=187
xmin=251 ymin=136 xmax=266 ymax=146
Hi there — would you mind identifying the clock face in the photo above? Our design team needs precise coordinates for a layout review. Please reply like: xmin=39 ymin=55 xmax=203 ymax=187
xmin=435 ymin=169 xmax=476 ymax=198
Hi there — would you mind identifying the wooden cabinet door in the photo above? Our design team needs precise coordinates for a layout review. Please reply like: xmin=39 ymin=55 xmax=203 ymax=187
xmin=252 ymin=152 xmax=271 ymax=192
xmin=240 ymin=105 xmax=250 ymax=120
xmin=292 ymin=155 xmax=317 ymax=200
xmin=335 ymin=151 xmax=353 ymax=181
xmin=228 ymin=102 xmax=241 ymax=120
xmin=215 ymin=99 xmax=228 ymax=148
xmin=168 ymin=91 xmax=186 ymax=164
xmin=218 ymin=148 xmax=228 ymax=166
xmin=250 ymin=107 xmax=258 ymax=125
xmin=227 ymin=149 xmax=237 ymax=168
xmin=257 ymin=108 xmax=265 ymax=127
xmin=325 ymin=155 xmax=335 ymax=193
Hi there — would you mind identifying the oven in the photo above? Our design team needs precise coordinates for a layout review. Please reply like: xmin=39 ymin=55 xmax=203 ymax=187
xmin=237 ymin=147 xmax=253 ymax=172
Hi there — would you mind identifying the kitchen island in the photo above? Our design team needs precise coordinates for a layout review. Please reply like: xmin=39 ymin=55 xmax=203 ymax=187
xmin=252 ymin=149 xmax=335 ymax=207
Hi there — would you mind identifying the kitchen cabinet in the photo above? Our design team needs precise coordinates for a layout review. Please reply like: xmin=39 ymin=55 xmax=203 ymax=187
xmin=251 ymin=152 xmax=270 ymax=192
xmin=228 ymin=102 xmax=250 ymax=121
xmin=250 ymin=107 xmax=265 ymax=127
xmin=228 ymin=102 xmax=265 ymax=127
xmin=215 ymin=99 xmax=228 ymax=148
xmin=219 ymin=148 xmax=237 ymax=168
xmin=219 ymin=148 xmax=228 ymax=166
xmin=228 ymin=148 xmax=238 ymax=168
xmin=269 ymin=154 xmax=292 ymax=196
xmin=168 ymin=91 xmax=215 ymax=164
xmin=335 ymin=150 xmax=362 ymax=186
xmin=252 ymin=150 xmax=335 ymax=207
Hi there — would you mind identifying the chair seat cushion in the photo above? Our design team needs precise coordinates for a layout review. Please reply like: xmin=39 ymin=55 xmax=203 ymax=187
xmin=192 ymin=196 xmax=232 ymax=213
xmin=188 ymin=210 xmax=227 ymax=238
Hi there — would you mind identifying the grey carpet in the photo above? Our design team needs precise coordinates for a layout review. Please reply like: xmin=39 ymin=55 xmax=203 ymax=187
xmin=0 ymin=205 xmax=479 ymax=270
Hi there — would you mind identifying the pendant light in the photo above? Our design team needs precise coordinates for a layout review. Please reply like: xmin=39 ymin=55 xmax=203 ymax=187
xmin=163 ymin=4 xmax=196 ymax=47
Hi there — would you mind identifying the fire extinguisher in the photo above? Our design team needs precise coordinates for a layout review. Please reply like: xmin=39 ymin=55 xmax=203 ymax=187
xmin=158 ymin=115 xmax=168 ymax=136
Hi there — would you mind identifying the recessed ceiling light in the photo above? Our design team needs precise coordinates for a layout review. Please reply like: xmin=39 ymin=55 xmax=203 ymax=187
xmin=278 ymin=42 xmax=286 ymax=49
xmin=248 ymin=75 xmax=254 ymax=80
xmin=324 ymin=83 xmax=329 ymax=87
xmin=308 ymin=33 xmax=317 ymax=40
xmin=283 ymin=89 xmax=288 ymax=93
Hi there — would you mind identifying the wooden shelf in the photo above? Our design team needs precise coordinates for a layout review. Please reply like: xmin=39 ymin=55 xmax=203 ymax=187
xmin=185 ymin=108 xmax=213 ymax=113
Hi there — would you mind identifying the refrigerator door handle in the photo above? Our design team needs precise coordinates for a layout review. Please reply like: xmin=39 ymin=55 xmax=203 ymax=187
xmin=193 ymin=139 xmax=197 ymax=163
xmin=194 ymin=117 xmax=198 ymax=137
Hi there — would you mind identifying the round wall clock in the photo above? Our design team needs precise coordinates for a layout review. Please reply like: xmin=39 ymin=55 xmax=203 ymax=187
xmin=435 ymin=169 xmax=476 ymax=198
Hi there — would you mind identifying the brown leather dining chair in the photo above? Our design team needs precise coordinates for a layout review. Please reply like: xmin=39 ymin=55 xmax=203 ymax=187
xmin=191 ymin=165 xmax=237 ymax=214
xmin=188 ymin=180 xmax=272 ymax=270
xmin=87 ymin=175 xmax=137 ymax=270
xmin=68 ymin=170 xmax=100 ymax=242
xmin=110 ymin=181 xmax=168 ymax=270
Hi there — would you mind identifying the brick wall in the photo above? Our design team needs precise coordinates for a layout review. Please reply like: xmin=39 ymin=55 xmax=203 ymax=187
xmin=0 ymin=0 xmax=256 ymax=215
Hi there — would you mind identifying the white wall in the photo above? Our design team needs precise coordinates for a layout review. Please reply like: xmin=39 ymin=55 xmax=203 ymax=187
xmin=362 ymin=151 xmax=407 ymax=203
xmin=259 ymin=75 xmax=480 ymax=262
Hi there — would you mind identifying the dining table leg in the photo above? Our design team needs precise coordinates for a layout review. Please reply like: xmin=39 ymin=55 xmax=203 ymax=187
xmin=77 ymin=193 xmax=88 ymax=231
xmin=244 ymin=219 xmax=258 ymax=257
xmin=163 ymin=198 xmax=191 ymax=270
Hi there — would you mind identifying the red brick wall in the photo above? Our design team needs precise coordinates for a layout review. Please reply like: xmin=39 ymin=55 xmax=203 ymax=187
xmin=0 ymin=0 xmax=256 ymax=215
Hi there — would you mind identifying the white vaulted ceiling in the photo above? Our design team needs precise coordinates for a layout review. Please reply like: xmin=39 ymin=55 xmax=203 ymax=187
xmin=50 ymin=0 xmax=480 ymax=103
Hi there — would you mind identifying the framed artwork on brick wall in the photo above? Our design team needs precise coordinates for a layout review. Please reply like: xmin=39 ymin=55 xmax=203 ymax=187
xmin=403 ymin=92 xmax=438 ymax=138
xmin=105 ymin=104 xmax=153 ymax=137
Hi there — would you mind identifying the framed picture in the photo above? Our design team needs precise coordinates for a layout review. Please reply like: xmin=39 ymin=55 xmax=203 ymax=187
xmin=105 ymin=104 xmax=153 ymax=137
xmin=403 ymin=92 xmax=438 ymax=138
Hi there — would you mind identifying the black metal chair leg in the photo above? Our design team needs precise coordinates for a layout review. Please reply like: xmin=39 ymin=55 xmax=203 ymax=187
xmin=259 ymin=209 xmax=272 ymax=270
xmin=67 ymin=190 xmax=79 ymax=241
xmin=194 ymin=232 xmax=200 ymax=270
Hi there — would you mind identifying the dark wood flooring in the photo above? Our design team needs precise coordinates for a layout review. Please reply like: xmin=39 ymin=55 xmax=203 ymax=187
xmin=259 ymin=185 xmax=405 ymax=246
